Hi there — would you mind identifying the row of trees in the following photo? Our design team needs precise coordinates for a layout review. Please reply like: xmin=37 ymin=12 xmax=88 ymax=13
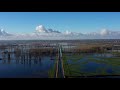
xmin=0 ymin=44 xmax=58 ymax=60
xmin=62 ymin=44 xmax=113 ymax=54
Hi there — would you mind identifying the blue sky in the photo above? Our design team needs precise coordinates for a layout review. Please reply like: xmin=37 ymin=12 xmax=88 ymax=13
xmin=0 ymin=12 xmax=120 ymax=34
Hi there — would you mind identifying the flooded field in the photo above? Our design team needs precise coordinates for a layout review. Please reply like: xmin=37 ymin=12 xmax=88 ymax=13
xmin=0 ymin=39 xmax=120 ymax=78
xmin=0 ymin=56 xmax=55 ymax=78
xmin=0 ymin=40 xmax=58 ymax=78
xmin=63 ymin=53 xmax=120 ymax=78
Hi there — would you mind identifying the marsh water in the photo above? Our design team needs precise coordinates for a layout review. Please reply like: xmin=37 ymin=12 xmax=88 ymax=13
xmin=66 ymin=53 xmax=120 ymax=77
xmin=0 ymin=40 xmax=120 ymax=78
xmin=0 ymin=55 xmax=55 ymax=78
xmin=0 ymin=40 xmax=58 ymax=78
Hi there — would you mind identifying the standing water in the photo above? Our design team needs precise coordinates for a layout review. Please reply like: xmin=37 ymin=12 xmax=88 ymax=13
xmin=0 ymin=40 xmax=57 ymax=78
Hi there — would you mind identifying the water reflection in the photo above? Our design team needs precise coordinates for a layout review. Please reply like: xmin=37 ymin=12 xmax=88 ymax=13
xmin=0 ymin=52 xmax=55 ymax=78
xmin=0 ymin=44 xmax=56 ymax=66
xmin=0 ymin=53 xmax=54 ymax=66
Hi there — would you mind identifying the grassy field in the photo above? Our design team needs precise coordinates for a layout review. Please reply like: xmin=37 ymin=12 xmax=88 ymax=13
xmin=89 ymin=57 xmax=120 ymax=66
xmin=48 ymin=55 xmax=58 ymax=78
xmin=63 ymin=54 xmax=85 ymax=76
xmin=63 ymin=53 xmax=120 ymax=77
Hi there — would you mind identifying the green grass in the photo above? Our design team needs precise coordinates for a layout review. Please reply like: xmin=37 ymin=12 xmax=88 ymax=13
xmin=67 ymin=66 xmax=109 ymax=76
xmin=95 ymin=67 xmax=109 ymax=75
xmin=65 ymin=54 xmax=84 ymax=61
xmin=112 ymin=52 xmax=120 ymax=56
xmin=63 ymin=53 xmax=120 ymax=77
xmin=48 ymin=56 xmax=57 ymax=78
xmin=63 ymin=54 xmax=86 ymax=76
xmin=62 ymin=55 xmax=71 ymax=76
xmin=63 ymin=54 xmax=94 ymax=76
xmin=88 ymin=57 xmax=120 ymax=66
xmin=112 ymin=67 xmax=120 ymax=74
xmin=71 ymin=65 xmax=108 ymax=76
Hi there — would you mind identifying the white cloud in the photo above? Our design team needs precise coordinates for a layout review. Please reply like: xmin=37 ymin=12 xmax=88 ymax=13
xmin=47 ymin=29 xmax=61 ymax=33
xmin=65 ymin=30 xmax=72 ymax=35
xmin=0 ymin=28 xmax=12 ymax=36
xmin=0 ymin=25 xmax=120 ymax=40
xmin=36 ymin=25 xmax=48 ymax=33
xmin=35 ymin=25 xmax=61 ymax=34
xmin=100 ymin=29 xmax=109 ymax=36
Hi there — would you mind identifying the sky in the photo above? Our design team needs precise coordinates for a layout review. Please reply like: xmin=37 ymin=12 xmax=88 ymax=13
xmin=0 ymin=12 xmax=120 ymax=34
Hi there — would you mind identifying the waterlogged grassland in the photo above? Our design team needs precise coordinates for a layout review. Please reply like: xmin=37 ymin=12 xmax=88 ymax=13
xmin=66 ymin=54 xmax=84 ymax=61
xmin=48 ymin=55 xmax=58 ymax=78
xmin=63 ymin=54 xmax=86 ymax=76
xmin=89 ymin=57 xmax=120 ymax=66
xmin=112 ymin=52 xmax=120 ymax=57
xmin=48 ymin=62 xmax=56 ymax=78
xmin=63 ymin=53 xmax=120 ymax=77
